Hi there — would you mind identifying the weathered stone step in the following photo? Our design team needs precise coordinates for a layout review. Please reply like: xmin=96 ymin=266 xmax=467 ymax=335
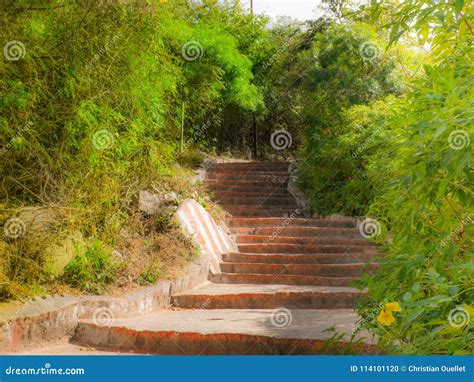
xmin=212 ymin=191 xmax=292 ymax=198
xmin=223 ymin=252 xmax=382 ymax=264
xmin=220 ymin=262 xmax=377 ymax=277
xmin=237 ymin=243 xmax=377 ymax=254
xmin=224 ymin=207 xmax=303 ymax=218
xmin=15 ymin=341 xmax=122 ymax=355
xmin=204 ymin=179 xmax=289 ymax=188
xmin=206 ymin=173 xmax=290 ymax=182
xmin=235 ymin=235 xmax=377 ymax=246
xmin=73 ymin=309 xmax=376 ymax=355
xmin=226 ymin=217 xmax=356 ymax=228
xmin=210 ymin=273 xmax=355 ymax=287
xmin=208 ymin=170 xmax=290 ymax=176
xmin=209 ymin=162 xmax=291 ymax=171
xmin=207 ymin=185 xmax=289 ymax=195
xmin=220 ymin=204 xmax=303 ymax=218
xmin=171 ymin=283 xmax=365 ymax=309
xmin=229 ymin=226 xmax=362 ymax=238
xmin=214 ymin=197 xmax=299 ymax=206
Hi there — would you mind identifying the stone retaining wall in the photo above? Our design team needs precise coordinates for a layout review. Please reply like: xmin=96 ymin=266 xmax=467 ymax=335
xmin=0 ymin=199 xmax=230 ymax=353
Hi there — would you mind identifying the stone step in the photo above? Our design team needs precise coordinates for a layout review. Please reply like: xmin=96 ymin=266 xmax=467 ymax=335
xmin=209 ymin=162 xmax=291 ymax=171
xmin=206 ymin=173 xmax=290 ymax=182
xmin=208 ymin=170 xmax=290 ymax=176
xmin=237 ymin=243 xmax=378 ymax=254
xmin=214 ymin=197 xmax=299 ymax=206
xmin=226 ymin=217 xmax=356 ymax=228
xmin=223 ymin=252 xmax=382 ymax=264
xmin=211 ymin=191 xmax=292 ymax=199
xmin=73 ymin=309 xmax=376 ymax=355
xmin=171 ymin=283 xmax=365 ymax=309
xmin=204 ymin=179 xmax=289 ymax=188
xmin=207 ymin=185 xmax=289 ymax=195
xmin=234 ymin=235 xmax=377 ymax=246
xmin=223 ymin=207 xmax=303 ymax=218
xmin=15 ymin=341 xmax=123 ymax=355
xmin=220 ymin=262 xmax=377 ymax=277
xmin=210 ymin=273 xmax=355 ymax=287
xmin=229 ymin=226 xmax=362 ymax=238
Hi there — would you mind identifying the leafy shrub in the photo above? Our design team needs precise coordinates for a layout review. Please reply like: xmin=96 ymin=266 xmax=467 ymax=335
xmin=293 ymin=0 xmax=473 ymax=354
xmin=295 ymin=23 xmax=402 ymax=215
xmin=137 ymin=261 xmax=164 ymax=286
xmin=62 ymin=240 xmax=119 ymax=294
xmin=0 ymin=0 xmax=266 ymax=299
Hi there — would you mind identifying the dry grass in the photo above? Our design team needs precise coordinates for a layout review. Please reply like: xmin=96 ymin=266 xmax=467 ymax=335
xmin=114 ymin=212 xmax=198 ymax=289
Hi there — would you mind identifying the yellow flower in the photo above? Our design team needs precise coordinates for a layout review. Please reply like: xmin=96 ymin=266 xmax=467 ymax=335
xmin=385 ymin=302 xmax=402 ymax=312
xmin=377 ymin=309 xmax=395 ymax=326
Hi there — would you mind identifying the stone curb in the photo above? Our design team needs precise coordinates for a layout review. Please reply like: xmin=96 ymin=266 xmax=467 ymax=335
xmin=0 ymin=282 xmax=172 ymax=354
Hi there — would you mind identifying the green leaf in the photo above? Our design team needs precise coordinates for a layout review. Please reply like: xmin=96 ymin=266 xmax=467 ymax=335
xmin=454 ymin=0 xmax=464 ymax=13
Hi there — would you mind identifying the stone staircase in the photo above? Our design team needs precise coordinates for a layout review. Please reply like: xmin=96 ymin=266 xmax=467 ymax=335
xmin=72 ymin=161 xmax=381 ymax=354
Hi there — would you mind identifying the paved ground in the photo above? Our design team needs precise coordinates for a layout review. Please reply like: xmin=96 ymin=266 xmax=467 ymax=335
xmin=173 ymin=282 xmax=363 ymax=295
xmin=15 ymin=340 xmax=128 ymax=355
xmin=72 ymin=309 xmax=376 ymax=355
xmin=79 ymin=309 xmax=369 ymax=340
